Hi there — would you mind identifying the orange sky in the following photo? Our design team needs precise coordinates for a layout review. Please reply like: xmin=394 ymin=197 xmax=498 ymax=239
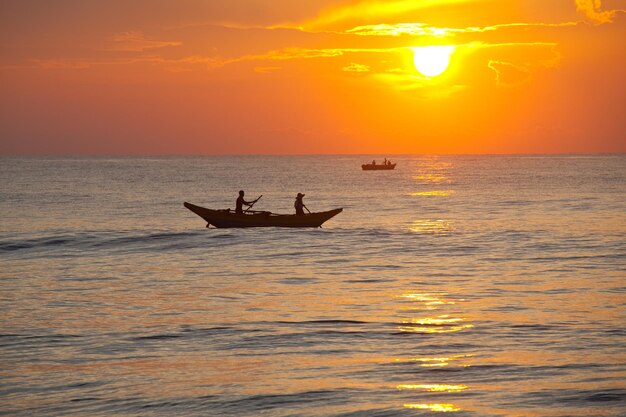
xmin=1 ymin=0 xmax=624 ymax=154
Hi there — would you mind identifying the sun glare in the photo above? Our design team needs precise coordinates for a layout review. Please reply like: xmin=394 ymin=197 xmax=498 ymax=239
xmin=412 ymin=46 xmax=454 ymax=77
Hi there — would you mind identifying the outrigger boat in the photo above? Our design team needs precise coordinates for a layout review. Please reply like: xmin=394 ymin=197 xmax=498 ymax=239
xmin=362 ymin=162 xmax=396 ymax=170
xmin=184 ymin=202 xmax=342 ymax=228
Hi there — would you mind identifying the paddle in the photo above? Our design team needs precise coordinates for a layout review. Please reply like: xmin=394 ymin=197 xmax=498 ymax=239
xmin=244 ymin=195 xmax=262 ymax=213
xmin=303 ymin=204 xmax=312 ymax=214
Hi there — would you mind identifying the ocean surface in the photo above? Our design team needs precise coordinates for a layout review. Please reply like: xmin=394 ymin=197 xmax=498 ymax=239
xmin=1 ymin=155 xmax=625 ymax=417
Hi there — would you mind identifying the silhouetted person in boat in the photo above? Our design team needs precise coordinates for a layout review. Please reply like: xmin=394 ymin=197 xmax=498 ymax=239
xmin=235 ymin=190 xmax=254 ymax=214
xmin=383 ymin=157 xmax=387 ymax=165
xmin=372 ymin=160 xmax=376 ymax=165
xmin=294 ymin=193 xmax=307 ymax=215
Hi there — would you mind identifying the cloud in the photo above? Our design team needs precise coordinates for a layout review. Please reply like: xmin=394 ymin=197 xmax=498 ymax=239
xmin=343 ymin=62 xmax=371 ymax=72
xmin=575 ymin=0 xmax=619 ymax=24
xmin=301 ymin=0 xmax=474 ymax=30
xmin=346 ymin=21 xmax=579 ymax=37
xmin=488 ymin=60 xmax=532 ymax=86
xmin=483 ymin=42 xmax=561 ymax=87
xmin=260 ymin=47 xmax=345 ymax=60
xmin=28 ymin=59 xmax=96 ymax=70
xmin=254 ymin=66 xmax=282 ymax=73
xmin=347 ymin=23 xmax=454 ymax=37
xmin=106 ymin=31 xmax=181 ymax=51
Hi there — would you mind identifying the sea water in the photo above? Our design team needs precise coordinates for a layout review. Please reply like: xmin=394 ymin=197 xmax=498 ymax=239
xmin=1 ymin=155 xmax=625 ymax=416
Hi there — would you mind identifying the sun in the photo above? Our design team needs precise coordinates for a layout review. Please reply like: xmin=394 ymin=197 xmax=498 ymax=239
xmin=412 ymin=46 xmax=454 ymax=77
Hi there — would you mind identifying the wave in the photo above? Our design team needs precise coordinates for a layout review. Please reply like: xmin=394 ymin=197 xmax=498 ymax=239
xmin=0 ymin=230 xmax=219 ymax=255
xmin=0 ymin=225 xmax=452 ymax=258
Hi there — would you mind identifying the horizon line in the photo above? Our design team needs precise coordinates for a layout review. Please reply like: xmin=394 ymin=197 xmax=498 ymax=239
xmin=1 ymin=152 xmax=625 ymax=158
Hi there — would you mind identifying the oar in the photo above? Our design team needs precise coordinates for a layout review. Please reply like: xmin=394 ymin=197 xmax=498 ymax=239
xmin=244 ymin=195 xmax=262 ymax=213
xmin=303 ymin=205 xmax=319 ymax=227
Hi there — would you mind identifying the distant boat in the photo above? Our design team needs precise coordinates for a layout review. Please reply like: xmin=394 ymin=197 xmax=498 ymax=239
xmin=184 ymin=202 xmax=342 ymax=228
xmin=362 ymin=162 xmax=396 ymax=170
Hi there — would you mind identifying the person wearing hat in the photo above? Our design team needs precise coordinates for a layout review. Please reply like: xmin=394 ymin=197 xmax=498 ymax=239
xmin=294 ymin=193 xmax=307 ymax=215
xmin=235 ymin=190 xmax=256 ymax=214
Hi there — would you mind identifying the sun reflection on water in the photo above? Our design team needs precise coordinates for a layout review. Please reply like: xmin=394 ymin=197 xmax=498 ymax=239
xmin=398 ymin=292 xmax=473 ymax=334
xmin=399 ymin=314 xmax=474 ymax=334
xmin=409 ymin=190 xmax=455 ymax=197
xmin=395 ymin=354 xmax=474 ymax=367
xmin=412 ymin=173 xmax=452 ymax=184
xmin=399 ymin=293 xmax=464 ymax=311
xmin=409 ymin=219 xmax=453 ymax=234
xmin=397 ymin=384 xmax=468 ymax=392
xmin=404 ymin=403 xmax=461 ymax=412
xmin=394 ymin=291 xmax=472 ymax=412
xmin=401 ymin=293 xmax=455 ymax=305
xmin=412 ymin=159 xmax=454 ymax=185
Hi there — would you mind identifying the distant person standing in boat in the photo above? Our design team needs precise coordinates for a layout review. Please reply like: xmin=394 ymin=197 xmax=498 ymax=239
xmin=294 ymin=193 xmax=307 ymax=215
xmin=235 ymin=190 xmax=254 ymax=214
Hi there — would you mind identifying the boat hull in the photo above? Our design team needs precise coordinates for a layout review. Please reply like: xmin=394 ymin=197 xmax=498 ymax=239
xmin=184 ymin=202 xmax=342 ymax=228
xmin=362 ymin=163 xmax=396 ymax=170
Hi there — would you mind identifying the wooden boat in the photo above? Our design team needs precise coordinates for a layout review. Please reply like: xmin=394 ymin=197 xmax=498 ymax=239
xmin=362 ymin=162 xmax=396 ymax=170
xmin=184 ymin=202 xmax=342 ymax=228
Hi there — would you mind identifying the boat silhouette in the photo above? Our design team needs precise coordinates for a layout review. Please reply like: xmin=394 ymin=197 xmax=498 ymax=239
xmin=362 ymin=162 xmax=396 ymax=170
xmin=184 ymin=202 xmax=342 ymax=228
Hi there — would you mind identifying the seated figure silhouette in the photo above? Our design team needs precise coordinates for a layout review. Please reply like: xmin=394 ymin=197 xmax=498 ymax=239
xmin=294 ymin=193 xmax=307 ymax=216
xmin=235 ymin=190 xmax=254 ymax=214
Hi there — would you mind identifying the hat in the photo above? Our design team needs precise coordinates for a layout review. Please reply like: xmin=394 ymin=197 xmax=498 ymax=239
xmin=296 ymin=193 xmax=305 ymax=198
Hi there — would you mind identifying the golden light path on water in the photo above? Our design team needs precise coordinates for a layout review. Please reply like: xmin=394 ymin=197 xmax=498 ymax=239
xmin=404 ymin=403 xmax=461 ymax=412
xmin=412 ymin=173 xmax=451 ymax=184
xmin=409 ymin=190 xmax=456 ymax=196
xmin=391 ymin=290 xmax=474 ymax=412
xmin=397 ymin=384 xmax=468 ymax=392
xmin=398 ymin=315 xmax=474 ymax=334
xmin=409 ymin=158 xmax=455 ymax=233
xmin=409 ymin=219 xmax=454 ymax=234
xmin=394 ymin=354 xmax=474 ymax=367
xmin=401 ymin=292 xmax=458 ymax=308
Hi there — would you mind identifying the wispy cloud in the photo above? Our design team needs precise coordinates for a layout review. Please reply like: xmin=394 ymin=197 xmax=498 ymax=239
xmin=254 ymin=66 xmax=282 ymax=73
xmin=488 ymin=60 xmax=532 ymax=87
xmin=105 ymin=31 xmax=181 ymax=52
xmin=575 ymin=0 xmax=619 ymax=24
xmin=343 ymin=62 xmax=371 ymax=73
xmin=347 ymin=23 xmax=456 ymax=37
xmin=346 ymin=21 xmax=580 ymax=37
xmin=28 ymin=59 xmax=97 ymax=70
xmin=301 ymin=0 xmax=474 ymax=30
xmin=483 ymin=42 xmax=561 ymax=87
